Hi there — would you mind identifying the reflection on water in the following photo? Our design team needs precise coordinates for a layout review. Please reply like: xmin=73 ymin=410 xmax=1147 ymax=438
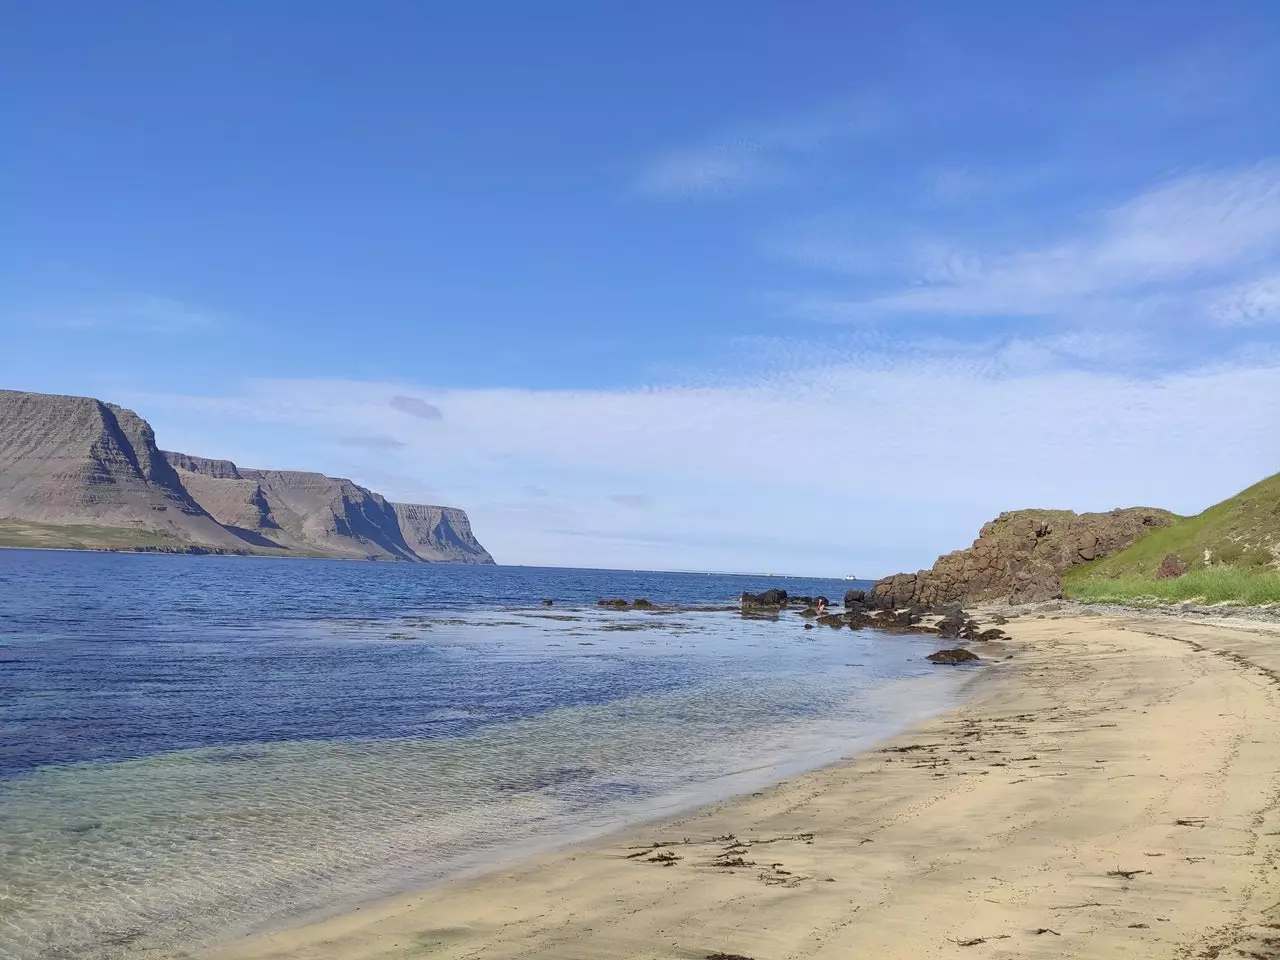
xmin=0 ymin=554 xmax=968 ymax=959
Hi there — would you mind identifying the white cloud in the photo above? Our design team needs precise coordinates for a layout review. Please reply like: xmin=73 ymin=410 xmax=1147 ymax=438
xmin=129 ymin=351 xmax=1280 ymax=576
xmin=784 ymin=163 xmax=1280 ymax=326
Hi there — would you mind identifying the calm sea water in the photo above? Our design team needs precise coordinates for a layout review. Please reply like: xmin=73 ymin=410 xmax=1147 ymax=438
xmin=0 ymin=551 xmax=971 ymax=959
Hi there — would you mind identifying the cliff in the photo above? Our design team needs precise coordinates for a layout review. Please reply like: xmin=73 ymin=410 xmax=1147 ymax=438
xmin=0 ymin=389 xmax=494 ymax=563
xmin=871 ymin=506 xmax=1176 ymax=606
xmin=393 ymin=503 xmax=495 ymax=564
xmin=0 ymin=390 xmax=249 ymax=549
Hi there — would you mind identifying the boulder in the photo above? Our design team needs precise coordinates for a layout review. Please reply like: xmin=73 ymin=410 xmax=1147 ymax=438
xmin=597 ymin=599 xmax=629 ymax=609
xmin=927 ymin=648 xmax=981 ymax=665
xmin=740 ymin=588 xmax=788 ymax=608
xmin=1156 ymin=554 xmax=1188 ymax=579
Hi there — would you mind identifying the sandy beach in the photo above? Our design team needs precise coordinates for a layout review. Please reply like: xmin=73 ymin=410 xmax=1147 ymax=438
xmin=197 ymin=608 xmax=1280 ymax=960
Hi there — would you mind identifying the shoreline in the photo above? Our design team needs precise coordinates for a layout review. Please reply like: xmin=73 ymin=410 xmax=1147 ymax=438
xmin=196 ymin=607 xmax=1280 ymax=960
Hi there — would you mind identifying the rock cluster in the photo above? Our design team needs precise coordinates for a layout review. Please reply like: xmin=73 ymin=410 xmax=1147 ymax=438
xmin=870 ymin=507 xmax=1175 ymax=606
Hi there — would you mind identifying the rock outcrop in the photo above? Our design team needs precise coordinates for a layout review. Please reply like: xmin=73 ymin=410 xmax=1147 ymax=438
xmin=871 ymin=507 xmax=1176 ymax=606
xmin=0 ymin=389 xmax=494 ymax=563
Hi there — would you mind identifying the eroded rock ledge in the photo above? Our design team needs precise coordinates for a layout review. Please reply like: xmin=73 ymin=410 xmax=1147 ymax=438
xmin=871 ymin=507 xmax=1176 ymax=607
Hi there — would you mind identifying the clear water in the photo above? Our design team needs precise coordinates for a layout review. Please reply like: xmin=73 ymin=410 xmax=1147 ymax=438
xmin=0 ymin=551 xmax=970 ymax=959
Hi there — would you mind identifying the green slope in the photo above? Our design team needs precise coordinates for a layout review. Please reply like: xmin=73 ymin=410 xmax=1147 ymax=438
xmin=1063 ymin=471 xmax=1280 ymax=603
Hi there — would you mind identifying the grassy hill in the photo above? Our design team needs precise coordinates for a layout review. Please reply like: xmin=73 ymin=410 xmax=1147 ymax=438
xmin=1063 ymin=472 xmax=1280 ymax=605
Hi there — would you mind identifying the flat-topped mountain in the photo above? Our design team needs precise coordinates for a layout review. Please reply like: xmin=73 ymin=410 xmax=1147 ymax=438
xmin=0 ymin=389 xmax=494 ymax=562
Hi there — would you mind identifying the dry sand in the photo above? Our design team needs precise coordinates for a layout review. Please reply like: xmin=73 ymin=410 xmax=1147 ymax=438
xmin=199 ymin=610 xmax=1280 ymax=960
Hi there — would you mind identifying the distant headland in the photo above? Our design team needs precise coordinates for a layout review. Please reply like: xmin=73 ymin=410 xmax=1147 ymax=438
xmin=0 ymin=389 xmax=494 ymax=563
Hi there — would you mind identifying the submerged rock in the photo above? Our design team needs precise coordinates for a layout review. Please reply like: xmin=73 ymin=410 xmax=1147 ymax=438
xmin=597 ymin=599 xmax=630 ymax=609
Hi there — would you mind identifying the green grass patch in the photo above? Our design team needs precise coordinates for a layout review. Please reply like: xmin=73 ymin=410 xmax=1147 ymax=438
xmin=0 ymin=518 xmax=188 ymax=550
xmin=1063 ymin=471 xmax=1280 ymax=582
xmin=1064 ymin=565 xmax=1280 ymax=606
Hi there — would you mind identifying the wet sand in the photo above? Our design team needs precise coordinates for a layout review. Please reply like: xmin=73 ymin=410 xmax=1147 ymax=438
xmin=198 ymin=609 xmax=1280 ymax=960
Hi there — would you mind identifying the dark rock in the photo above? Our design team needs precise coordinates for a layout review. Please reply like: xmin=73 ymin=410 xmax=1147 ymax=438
xmin=632 ymin=598 xmax=656 ymax=609
xmin=936 ymin=613 xmax=966 ymax=639
xmin=1156 ymin=553 xmax=1188 ymax=579
xmin=843 ymin=588 xmax=866 ymax=606
xmin=816 ymin=613 xmax=844 ymax=628
xmin=803 ymin=623 xmax=815 ymax=630
xmin=977 ymin=628 xmax=1006 ymax=641
xmin=597 ymin=599 xmax=629 ymax=609
xmin=877 ymin=609 xmax=922 ymax=628
xmin=740 ymin=588 xmax=787 ymax=608
xmin=542 ymin=599 xmax=554 ymax=606
xmin=991 ymin=614 xmax=1008 ymax=625
xmin=799 ymin=607 xmax=819 ymax=618
xmin=927 ymin=648 xmax=981 ymax=665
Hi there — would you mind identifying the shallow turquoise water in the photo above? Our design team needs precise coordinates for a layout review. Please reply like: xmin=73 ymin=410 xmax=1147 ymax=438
xmin=0 ymin=553 xmax=968 ymax=959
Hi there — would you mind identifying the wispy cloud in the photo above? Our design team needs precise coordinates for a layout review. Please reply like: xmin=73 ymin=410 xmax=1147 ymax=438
xmin=610 ymin=493 xmax=653 ymax=510
xmin=1211 ymin=274 xmax=1280 ymax=325
xmin=634 ymin=102 xmax=886 ymax=200
xmin=336 ymin=435 xmax=407 ymax=450
xmin=26 ymin=295 xmax=223 ymax=333
xmin=782 ymin=163 xmax=1280 ymax=329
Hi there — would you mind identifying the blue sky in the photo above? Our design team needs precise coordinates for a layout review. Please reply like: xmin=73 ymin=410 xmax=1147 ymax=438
xmin=4 ymin=2 xmax=1280 ymax=575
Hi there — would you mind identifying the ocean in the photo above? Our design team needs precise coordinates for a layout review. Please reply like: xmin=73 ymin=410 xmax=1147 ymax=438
xmin=0 ymin=550 xmax=972 ymax=959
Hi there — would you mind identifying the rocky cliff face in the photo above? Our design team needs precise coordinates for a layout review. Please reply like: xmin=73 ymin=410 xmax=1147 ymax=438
xmin=393 ymin=503 xmax=495 ymax=563
xmin=871 ymin=507 xmax=1176 ymax=606
xmin=233 ymin=468 xmax=420 ymax=561
xmin=0 ymin=389 xmax=494 ymax=562
xmin=0 ymin=390 xmax=248 ymax=548
xmin=164 ymin=456 xmax=496 ymax=563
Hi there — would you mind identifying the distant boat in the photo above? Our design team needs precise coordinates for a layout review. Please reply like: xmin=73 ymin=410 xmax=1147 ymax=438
xmin=844 ymin=574 xmax=858 ymax=580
